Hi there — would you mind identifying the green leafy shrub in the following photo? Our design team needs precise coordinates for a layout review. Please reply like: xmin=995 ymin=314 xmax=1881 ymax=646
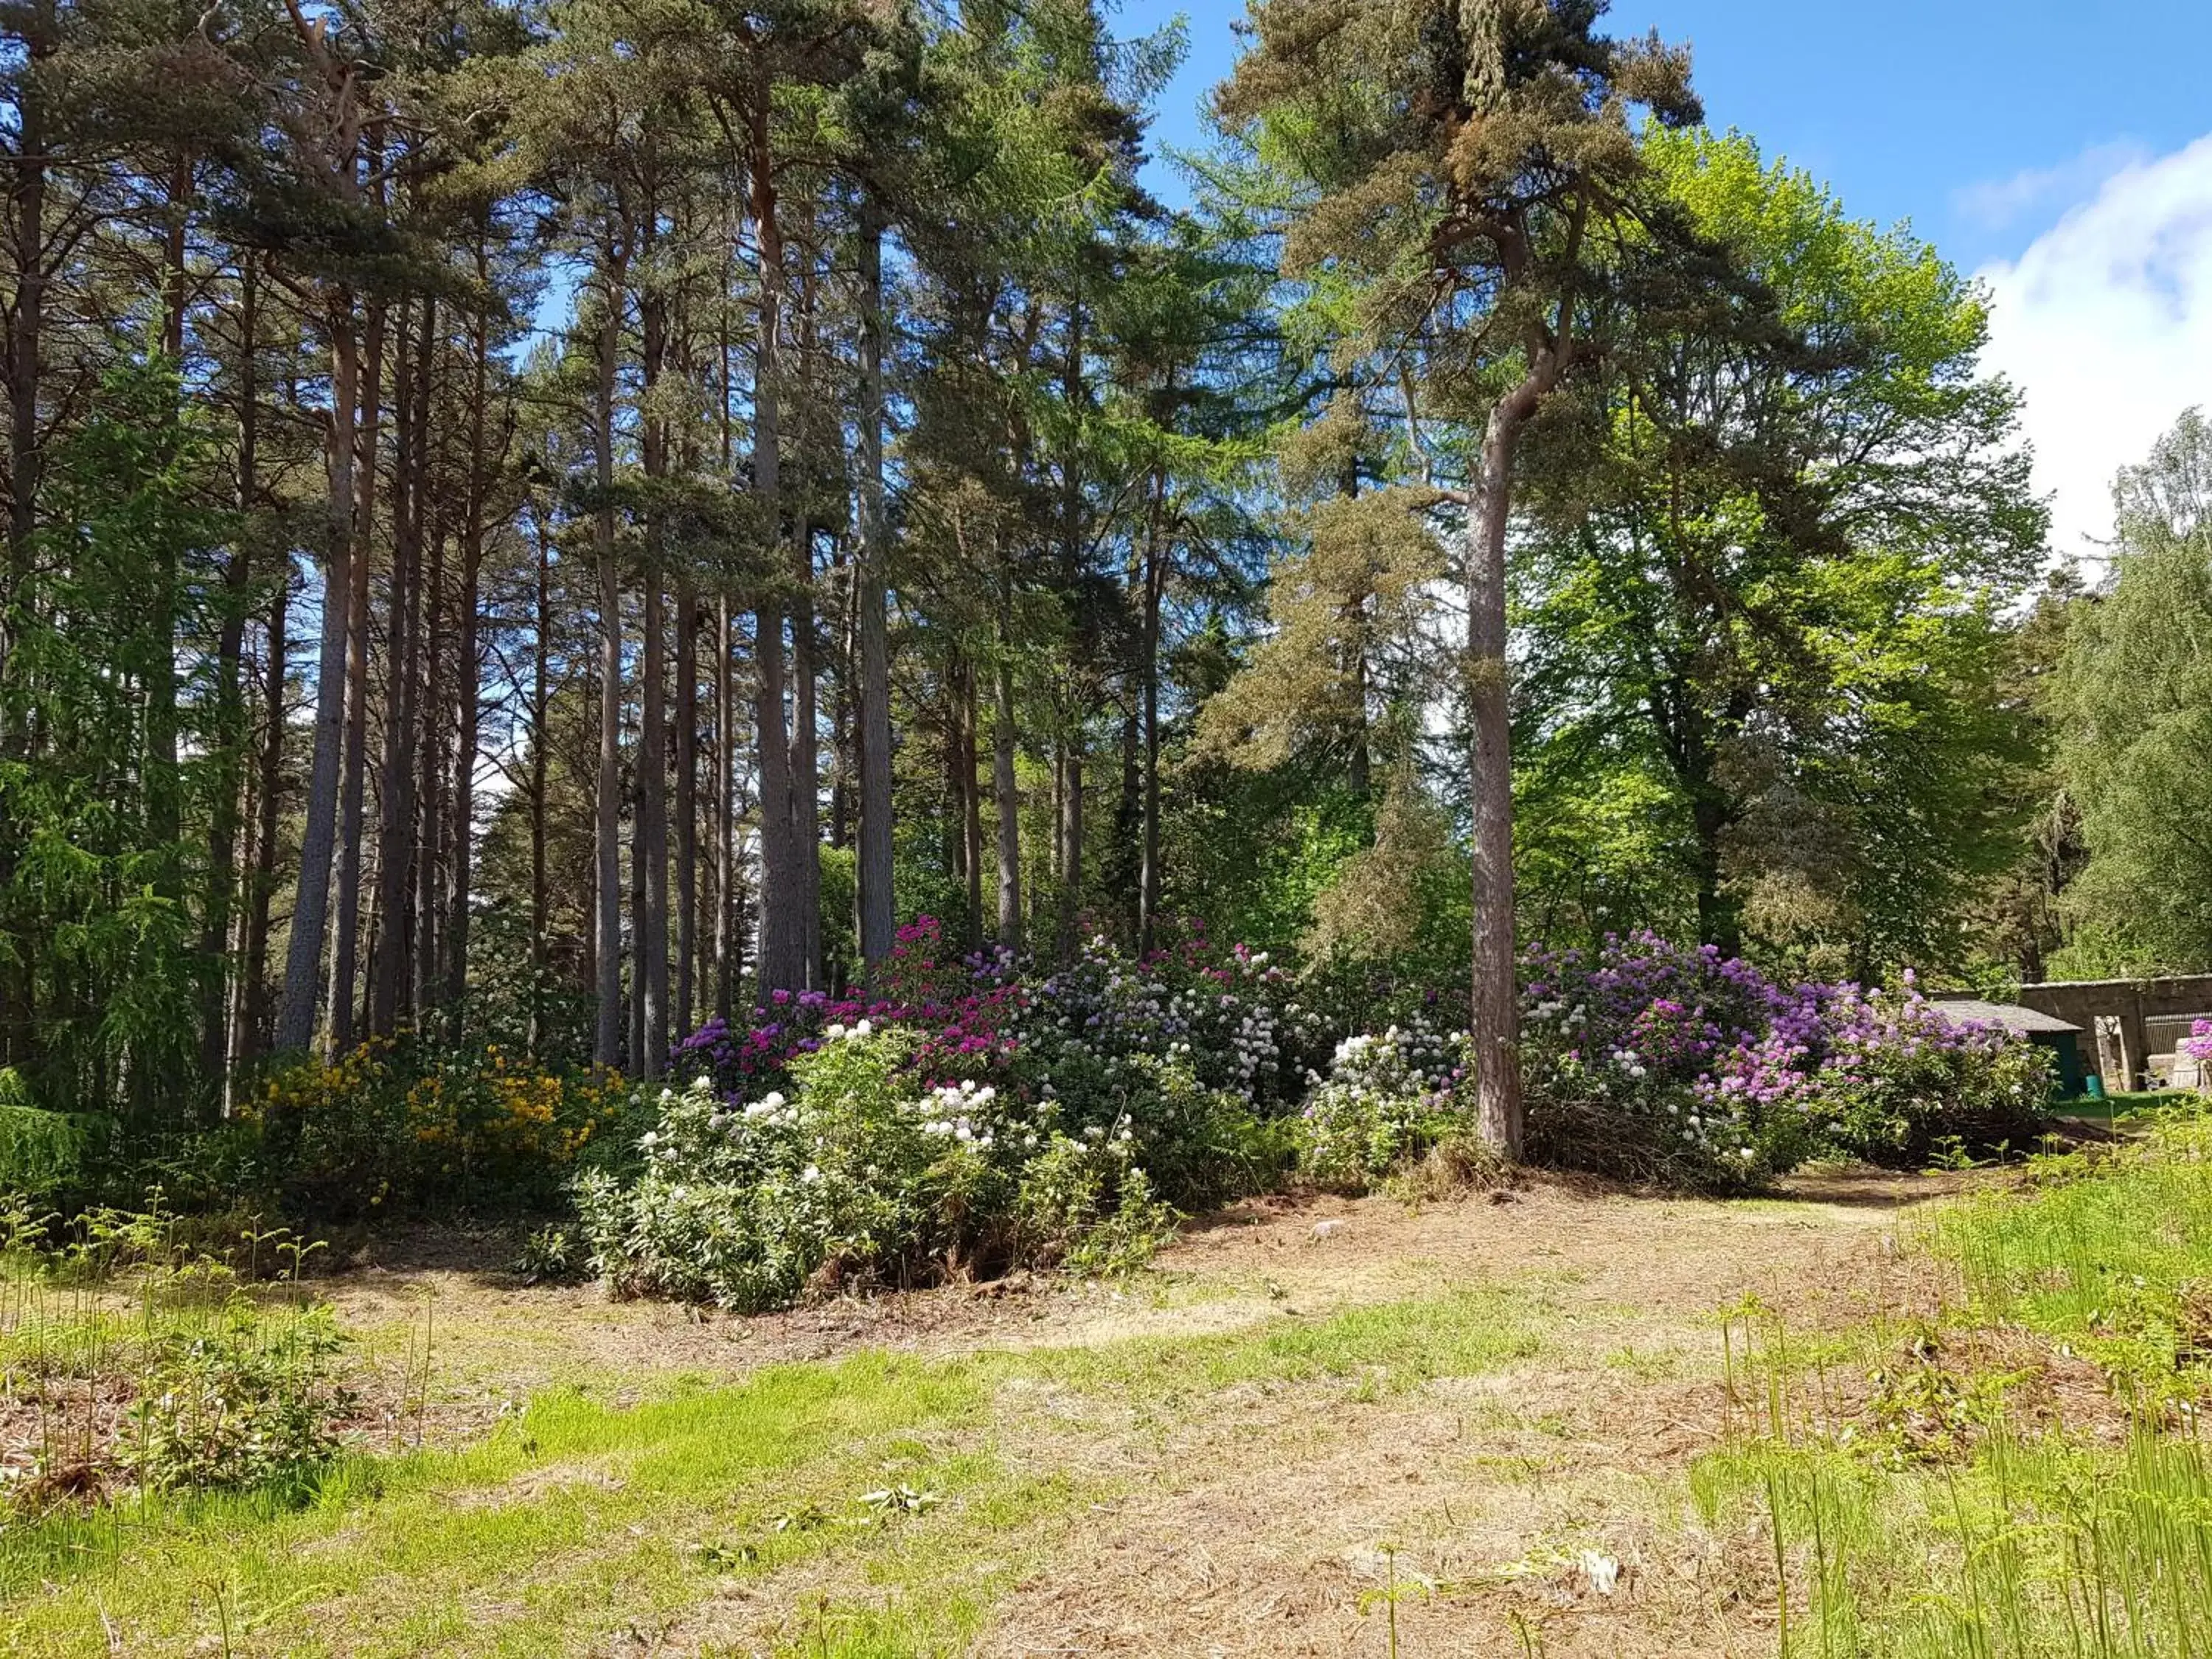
xmin=1812 ymin=1029 xmax=2053 ymax=1167
xmin=119 ymin=1298 xmax=352 ymax=1492
xmin=0 ymin=1068 xmax=107 ymax=1203
xmin=515 ymin=1221 xmax=589 ymax=1285
xmin=1013 ymin=1135 xmax=1176 ymax=1273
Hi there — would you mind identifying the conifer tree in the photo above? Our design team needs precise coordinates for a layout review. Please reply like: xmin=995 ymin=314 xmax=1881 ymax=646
xmin=1219 ymin=0 xmax=1698 ymax=1153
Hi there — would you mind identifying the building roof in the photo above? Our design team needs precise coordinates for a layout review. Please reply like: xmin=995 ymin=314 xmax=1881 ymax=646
xmin=1930 ymin=998 xmax=2082 ymax=1037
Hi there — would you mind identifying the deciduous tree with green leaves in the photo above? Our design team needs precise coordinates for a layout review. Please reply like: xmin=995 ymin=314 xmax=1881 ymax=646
xmin=2049 ymin=411 xmax=2212 ymax=975
xmin=1515 ymin=128 xmax=2047 ymax=978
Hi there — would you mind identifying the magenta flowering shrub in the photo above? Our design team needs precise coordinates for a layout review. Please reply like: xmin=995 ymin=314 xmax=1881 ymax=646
xmin=1005 ymin=932 xmax=1325 ymax=1114
xmin=2183 ymin=1020 xmax=2212 ymax=1083
xmin=1787 ymin=980 xmax=2050 ymax=1163
xmin=667 ymin=919 xmax=1321 ymax=1141
xmin=669 ymin=918 xmax=1023 ymax=1101
xmin=1523 ymin=935 xmax=2050 ymax=1186
xmin=624 ymin=922 xmax=2051 ymax=1262
xmin=652 ymin=920 xmax=1309 ymax=1231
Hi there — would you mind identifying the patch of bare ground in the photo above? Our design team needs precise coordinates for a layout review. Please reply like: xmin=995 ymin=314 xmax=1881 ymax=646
xmin=324 ymin=1166 xmax=1985 ymax=1396
xmin=633 ymin=1166 xmax=1997 ymax=1658
xmin=316 ymin=1228 xmax=1280 ymax=1445
xmin=942 ymin=1170 xmax=1980 ymax=1659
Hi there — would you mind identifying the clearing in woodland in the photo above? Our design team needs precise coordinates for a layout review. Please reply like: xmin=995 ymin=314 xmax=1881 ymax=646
xmin=0 ymin=1167 xmax=1985 ymax=1658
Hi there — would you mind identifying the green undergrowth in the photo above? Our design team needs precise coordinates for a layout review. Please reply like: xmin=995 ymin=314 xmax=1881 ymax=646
xmin=1921 ymin=1105 xmax=2212 ymax=1395
xmin=1700 ymin=1423 xmax=2212 ymax=1659
xmin=1695 ymin=1103 xmax=2212 ymax=1658
xmin=0 ymin=1285 xmax=1541 ymax=1656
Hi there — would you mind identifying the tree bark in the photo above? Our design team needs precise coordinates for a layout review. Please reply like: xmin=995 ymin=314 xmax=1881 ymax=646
xmin=592 ymin=238 xmax=627 ymax=1068
xmin=790 ymin=215 xmax=822 ymax=990
xmin=1056 ymin=739 xmax=1082 ymax=960
xmin=241 ymin=491 xmax=288 ymax=1065
xmin=201 ymin=261 xmax=257 ymax=1096
xmin=1138 ymin=468 xmax=1164 ymax=956
xmin=638 ymin=233 xmax=669 ymax=1074
xmin=145 ymin=154 xmax=188 ymax=934
xmin=714 ymin=594 xmax=735 ymax=1023
xmin=853 ymin=198 xmax=896 ymax=973
xmin=675 ymin=585 xmax=698 ymax=1038
xmin=993 ymin=618 xmax=1022 ymax=955
xmin=529 ymin=495 xmax=551 ymax=1056
xmin=639 ymin=560 xmax=668 ymax=1075
xmin=713 ymin=219 xmax=738 ymax=1023
xmin=749 ymin=75 xmax=801 ymax=995
xmin=1468 ymin=386 xmax=1540 ymax=1157
xmin=445 ymin=285 xmax=487 ymax=1037
xmin=960 ymin=661 xmax=983 ymax=952
xmin=276 ymin=286 xmax=360 ymax=1055
xmin=1 ymin=0 xmax=51 ymax=633
xmin=369 ymin=294 xmax=421 ymax=1038
xmin=274 ymin=7 xmax=368 ymax=1057
xmin=0 ymin=0 xmax=54 ymax=1074
xmin=326 ymin=292 xmax=384 ymax=1055
xmin=413 ymin=470 xmax=448 ymax=1019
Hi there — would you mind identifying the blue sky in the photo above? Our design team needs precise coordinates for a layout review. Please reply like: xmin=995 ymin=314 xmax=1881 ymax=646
xmin=1116 ymin=0 xmax=2212 ymax=559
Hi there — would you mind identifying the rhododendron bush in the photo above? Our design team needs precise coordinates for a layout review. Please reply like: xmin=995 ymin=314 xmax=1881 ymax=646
xmin=1523 ymin=934 xmax=2051 ymax=1188
xmin=574 ymin=1027 xmax=1202 ymax=1310
xmin=577 ymin=921 xmax=1300 ymax=1306
xmin=577 ymin=922 xmax=2055 ymax=1306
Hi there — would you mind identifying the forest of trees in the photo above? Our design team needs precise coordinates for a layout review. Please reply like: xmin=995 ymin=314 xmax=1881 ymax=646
xmin=0 ymin=0 xmax=2187 ymax=1152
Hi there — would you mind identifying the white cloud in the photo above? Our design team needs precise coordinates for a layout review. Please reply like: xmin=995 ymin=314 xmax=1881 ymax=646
xmin=1953 ymin=141 xmax=2149 ymax=234
xmin=1978 ymin=135 xmax=2212 ymax=563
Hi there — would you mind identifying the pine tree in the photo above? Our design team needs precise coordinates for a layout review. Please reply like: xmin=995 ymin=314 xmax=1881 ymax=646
xmin=1219 ymin=0 xmax=1699 ymax=1154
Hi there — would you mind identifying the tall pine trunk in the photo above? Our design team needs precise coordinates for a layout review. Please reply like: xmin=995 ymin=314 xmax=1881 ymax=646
xmin=413 ymin=479 xmax=448 ymax=1018
xmin=0 ymin=0 xmax=52 ymax=1073
xmin=854 ymin=199 xmax=895 ymax=974
xmin=1138 ymin=469 xmax=1164 ymax=956
xmin=592 ymin=240 xmax=627 ymax=1068
xmin=749 ymin=77 xmax=800 ymax=995
xmin=675 ymin=585 xmax=698 ymax=1037
xmin=1055 ymin=741 xmax=1082 ymax=960
xmin=712 ymin=225 xmax=739 ymax=1023
xmin=992 ymin=602 xmax=1021 ymax=955
xmin=639 ymin=569 xmax=668 ymax=1074
xmin=638 ymin=251 xmax=669 ymax=1074
xmin=201 ymin=262 xmax=257 ymax=1096
xmin=327 ymin=294 xmax=384 ymax=1054
xmin=960 ymin=661 xmax=983 ymax=951
xmin=240 ymin=501 xmax=288 ymax=1065
xmin=714 ymin=594 xmax=736 ymax=1023
xmin=529 ymin=496 xmax=552 ymax=1057
xmin=445 ymin=286 xmax=487 ymax=1037
xmin=1467 ymin=389 xmax=1536 ymax=1157
xmin=369 ymin=295 xmax=421 ymax=1037
xmin=276 ymin=288 xmax=359 ymax=1055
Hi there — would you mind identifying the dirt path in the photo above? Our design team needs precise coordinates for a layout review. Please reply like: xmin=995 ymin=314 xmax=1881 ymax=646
xmin=969 ymin=1172 xmax=1968 ymax=1659
xmin=321 ymin=1169 xmax=1975 ymax=1656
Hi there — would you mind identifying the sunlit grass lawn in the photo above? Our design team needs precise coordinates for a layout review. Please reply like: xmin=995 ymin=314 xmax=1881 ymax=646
xmin=1697 ymin=1102 xmax=2212 ymax=1658
xmin=0 ymin=1287 xmax=1540 ymax=1657
xmin=2051 ymin=1090 xmax=2168 ymax=1127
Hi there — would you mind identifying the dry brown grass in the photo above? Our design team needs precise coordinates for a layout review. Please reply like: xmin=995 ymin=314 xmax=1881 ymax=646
xmin=310 ymin=1166 xmax=1982 ymax=1658
xmin=950 ymin=1170 xmax=1974 ymax=1659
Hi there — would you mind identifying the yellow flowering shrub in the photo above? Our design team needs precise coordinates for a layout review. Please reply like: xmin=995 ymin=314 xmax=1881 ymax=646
xmin=243 ymin=1039 xmax=627 ymax=1216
